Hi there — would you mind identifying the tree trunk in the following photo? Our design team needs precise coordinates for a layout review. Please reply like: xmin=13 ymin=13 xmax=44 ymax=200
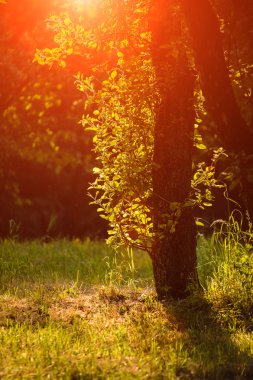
xmin=150 ymin=0 xmax=197 ymax=299
xmin=180 ymin=0 xmax=253 ymax=221
xmin=180 ymin=0 xmax=253 ymax=153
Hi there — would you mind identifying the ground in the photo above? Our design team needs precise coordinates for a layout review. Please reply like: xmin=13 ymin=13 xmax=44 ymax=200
xmin=0 ymin=239 xmax=252 ymax=379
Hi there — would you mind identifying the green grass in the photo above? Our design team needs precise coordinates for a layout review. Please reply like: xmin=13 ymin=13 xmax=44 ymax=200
xmin=0 ymin=239 xmax=152 ymax=293
xmin=0 ymin=232 xmax=253 ymax=379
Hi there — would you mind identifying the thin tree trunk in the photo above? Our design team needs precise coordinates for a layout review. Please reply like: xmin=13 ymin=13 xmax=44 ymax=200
xmin=150 ymin=0 xmax=197 ymax=299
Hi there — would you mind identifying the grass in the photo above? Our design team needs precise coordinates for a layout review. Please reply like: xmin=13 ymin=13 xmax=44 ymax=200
xmin=0 ymin=227 xmax=253 ymax=379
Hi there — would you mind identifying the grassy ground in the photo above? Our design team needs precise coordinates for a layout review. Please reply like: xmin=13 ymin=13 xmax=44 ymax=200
xmin=0 ymin=234 xmax=253 ymax=379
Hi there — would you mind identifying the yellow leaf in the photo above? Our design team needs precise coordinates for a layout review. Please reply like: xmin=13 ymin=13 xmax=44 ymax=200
xmin=25 ymin=103 xmax=32 ymax=111
xmin=196 ymin=143 xmax=206 ymax=150
xmin=59 ymin=60 xmax=66 ymax=68
xmin=110 ymin=70 xmax=117 ymax=80
xmin=195 ymin=220 xmax=204 ymax=227
xmin=64 ymin=18 xmax=71 ymax=26
xmin=66 ymin=48 xmax=74 ymax=55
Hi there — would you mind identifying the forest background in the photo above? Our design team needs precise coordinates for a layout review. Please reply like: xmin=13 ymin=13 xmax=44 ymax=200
xmin=0 ymin=0 xmax=108 ymax=239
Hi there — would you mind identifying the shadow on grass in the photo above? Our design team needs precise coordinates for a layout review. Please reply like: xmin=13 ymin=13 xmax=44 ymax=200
xmin=165 ymin=292 xmax=253 ymax=380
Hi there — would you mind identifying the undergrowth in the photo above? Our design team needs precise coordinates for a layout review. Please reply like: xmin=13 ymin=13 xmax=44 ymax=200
xmin=197 ymin=211 xmax=253 ymax=331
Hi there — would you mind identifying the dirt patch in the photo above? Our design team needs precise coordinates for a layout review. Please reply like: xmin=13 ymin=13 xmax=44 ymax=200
xmin=0 ymin=296 xmax=49 ymax=326
xmin=0 ymin=288 xmax=182 ymax=332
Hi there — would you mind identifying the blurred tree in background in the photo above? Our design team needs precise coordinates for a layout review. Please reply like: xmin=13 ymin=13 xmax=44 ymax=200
xmin=0 ymin=0 xmax=107 ymax=238
xmin=185 ymin=0 xmax=253 ymax=225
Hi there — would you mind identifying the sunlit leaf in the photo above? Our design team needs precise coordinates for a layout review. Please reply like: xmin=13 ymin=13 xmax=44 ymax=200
xmin=110 ymin=70 xmax=117 ymax=79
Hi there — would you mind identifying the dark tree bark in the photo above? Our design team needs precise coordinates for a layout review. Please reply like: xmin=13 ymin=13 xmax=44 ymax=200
xmin=180 ymin=0 xmax=253 ymax=221
xmin=180 ymin=0 xmax=253 ymax=153
xmin=149 ymin=0 xmax=197 ymax=299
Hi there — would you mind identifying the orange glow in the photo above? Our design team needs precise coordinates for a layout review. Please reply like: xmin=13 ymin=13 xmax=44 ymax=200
xmin=71 ymin=0 xmax=98 ymax=16
xmin=72 ymin=0 xmax=89 ymax=8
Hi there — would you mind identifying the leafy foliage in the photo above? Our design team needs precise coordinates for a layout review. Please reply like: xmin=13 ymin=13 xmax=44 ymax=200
xmin=34 ymin=1 xmax=230 ymax=250
xmin=79 ymin=56 xmax=157 ymax=251
xmin=34 ymin=2 xmax=156 ymax=250
xmin=2 ymin=0 xmax=252 ymax=243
